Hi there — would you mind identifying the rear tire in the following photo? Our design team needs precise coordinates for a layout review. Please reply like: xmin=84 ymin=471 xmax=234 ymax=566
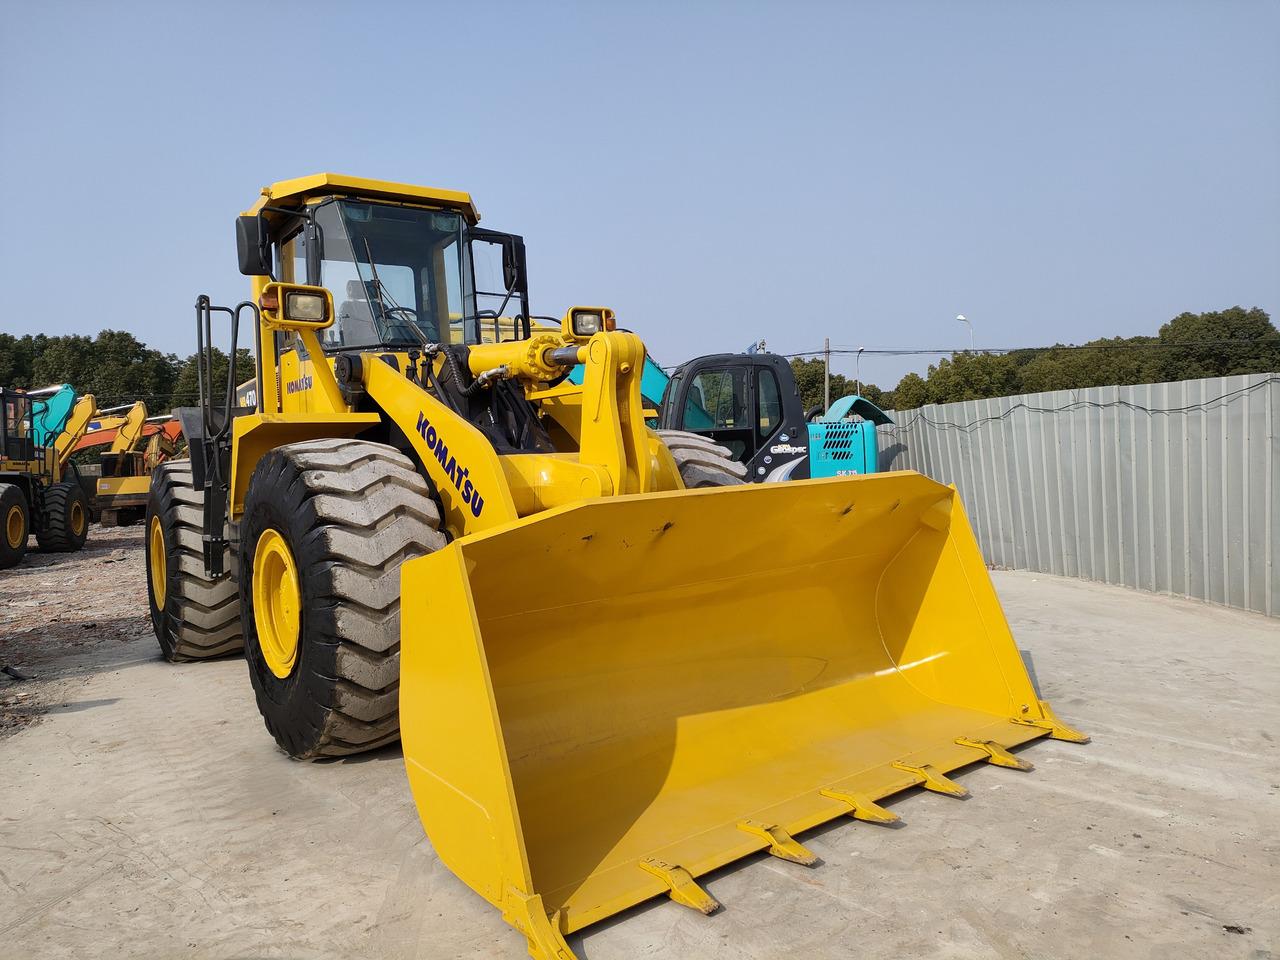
xmin=239 ymin=439 xmax=446 ymax=760
xmin=657 ymin=430 xmax=748 ymax=488
xmin=35 ymin=481 xmax=90 ymax=551
xmin=146 ymin=462 xmax=244 ymax=661
xmin=0 ymin=483 xmax=29 ymax=569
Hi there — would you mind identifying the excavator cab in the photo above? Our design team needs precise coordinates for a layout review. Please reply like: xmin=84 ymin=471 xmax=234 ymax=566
xmin=658 ymin=351 xmax=812 ymax=481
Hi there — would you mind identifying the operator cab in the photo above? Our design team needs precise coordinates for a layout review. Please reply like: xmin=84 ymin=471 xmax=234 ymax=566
xmin=658 ymin=352 xmax=811 ymax=482
xmin=0 ymin=388 xmax=36 ymax=464
xmin=263 ymin=197 xmax=531 ymax=352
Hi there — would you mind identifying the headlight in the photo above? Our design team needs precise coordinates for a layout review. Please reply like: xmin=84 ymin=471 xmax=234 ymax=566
xmin=572 ymin=310 xmax=603 ymax=337
xmin=285 ymin=292 xmax=327 ymax=322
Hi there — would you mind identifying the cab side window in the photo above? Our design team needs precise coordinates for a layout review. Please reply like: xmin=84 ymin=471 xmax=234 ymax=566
xmin=686 ymin=369 xmax=748 ymax=430
xmin=757 ymin=368 xmax=782 ymax=440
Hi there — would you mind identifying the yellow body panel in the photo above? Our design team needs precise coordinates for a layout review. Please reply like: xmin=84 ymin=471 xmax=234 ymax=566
xmin=363 ymin=355 xmax=520 ymax=533
xmin=95 ymin=474 xmax=151 ymax=506
xmin=228 ymin=412 xmax=381 ymax=516
xmin=401 ymin=472 xmax=1084 ymax=955
xmin=245 ymin=172 xmax=480 ymax=224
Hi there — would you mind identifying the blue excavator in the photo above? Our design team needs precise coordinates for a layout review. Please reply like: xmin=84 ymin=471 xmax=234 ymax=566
xmin=570 ymin=348 xmax=892 ymax=483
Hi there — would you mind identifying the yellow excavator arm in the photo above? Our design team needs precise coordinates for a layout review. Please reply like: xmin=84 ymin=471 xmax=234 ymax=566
xmin=50 ymin=394 xmax=99 ymax=476
xmin=108 ymin=401 xmax=149 ymax=454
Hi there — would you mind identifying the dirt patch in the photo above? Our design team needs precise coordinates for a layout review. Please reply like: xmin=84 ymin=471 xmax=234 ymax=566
xmin=0 ymin=524 xmax=150 ymax=739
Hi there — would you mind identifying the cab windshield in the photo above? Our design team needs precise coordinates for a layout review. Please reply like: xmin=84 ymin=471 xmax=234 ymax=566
xmin=303 ymin=199 xmax=470 ymax=349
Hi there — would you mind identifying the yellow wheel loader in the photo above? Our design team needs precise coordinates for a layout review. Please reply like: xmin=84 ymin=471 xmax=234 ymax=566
xmin=147 ymin=173 xmax=1087 ymax=960
xmin=0 ymin=385 xmax=96 ymax=568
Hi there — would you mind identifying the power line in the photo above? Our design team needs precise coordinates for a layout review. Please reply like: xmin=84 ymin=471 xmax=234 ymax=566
xmin=659 ymin=337 xmax=1280 ymax=370
xmin=779 ymin=337 xmax=1280 ymax=360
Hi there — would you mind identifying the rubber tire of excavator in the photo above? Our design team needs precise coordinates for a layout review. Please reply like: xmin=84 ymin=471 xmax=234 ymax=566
xmin=656 ymin=430 xmax=749 ymax=488
xmin=35 ymin=480 xmax=90 ymax=552
xmin=146 ymin=461 xmax=244 ymax=661
xmin=0 ymin=482 xmax=30 ymax=569
xmin=239 ymin=438 xmax=446 ymax=760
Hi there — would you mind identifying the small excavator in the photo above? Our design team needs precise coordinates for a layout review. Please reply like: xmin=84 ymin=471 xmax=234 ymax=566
xmin=74 ymin=402 xmax=181 ymax=525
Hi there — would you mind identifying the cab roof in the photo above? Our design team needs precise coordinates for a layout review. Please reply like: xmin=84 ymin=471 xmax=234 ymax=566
xmin=244 ymin=173 xmax=480 ymax=224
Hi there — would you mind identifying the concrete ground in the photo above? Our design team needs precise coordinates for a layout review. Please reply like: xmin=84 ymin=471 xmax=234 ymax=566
xmin=1 ymin=527 xmax=1276 ymax=960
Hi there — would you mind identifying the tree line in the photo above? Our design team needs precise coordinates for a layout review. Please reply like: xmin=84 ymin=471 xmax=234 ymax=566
xmin=789 ymin=306 xmax=1280 ymax=412
xmin=0 ymin=330 xmax=254 ymax=413
xmin=2 ymin=306 xmax=1276 ymax=415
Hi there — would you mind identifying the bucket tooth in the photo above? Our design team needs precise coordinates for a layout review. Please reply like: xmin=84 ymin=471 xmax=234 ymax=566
xmin=639 ymin=858 xmax=720 ymax=915
xmin=955 ymin=737 xmax=1034 ymax=771
xmin=892 ymin=762 xmax=969 ymax=797
xmin=737 ymin=820 xmax=819 ymax=865
xmin=819 ymin=788 xmax=901 ymax=824
xmin=1012 ymin=699 xmax=1091 ymax=743
xmin=502 ymin=890 xmax=577 ymax=960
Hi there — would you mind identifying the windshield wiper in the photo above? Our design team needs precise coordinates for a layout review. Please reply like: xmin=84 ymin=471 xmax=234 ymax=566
xmin=361 ymin=238 xmax=430 ymax=348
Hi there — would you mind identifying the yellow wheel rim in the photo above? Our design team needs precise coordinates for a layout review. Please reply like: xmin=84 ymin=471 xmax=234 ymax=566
xmin=5 ymin=505 xmax=23 ymax=549
xmin=71 ymin=500 xmax=86 ymax=537
xmin=253 ymin=528 xmax=302 ymax=679
xmin=149 ymin=516 xmax=167 ymax=608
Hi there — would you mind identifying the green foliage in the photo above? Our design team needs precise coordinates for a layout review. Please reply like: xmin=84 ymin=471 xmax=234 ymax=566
xmin=171 ymin=348 xmax=256 ymax=410
xmin=1152 ymin=306 xmax=1280 ymax=379
xmin=0 ymin=333 xmax=44 ymax=388
xmin=890 ymin=372 xmax=929 ymax=410
xmin=911 ymin=352 xmax=1022 ymax=405
xmin=789 ymin=357 xmax=884 ymax=413
xmin=865 ymin=306 xmax=1277 ymax=411
xmin=0 ymin=330 xmax=250 ymax=413
xmin=5 ymin=306 xmax=1275 ymax=418
xmin=1 ymin=329 xmax=181 ymax=408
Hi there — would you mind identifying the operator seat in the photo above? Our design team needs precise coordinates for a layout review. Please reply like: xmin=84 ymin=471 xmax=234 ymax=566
xmin=336 ymin=279 xmax=380 ymax=347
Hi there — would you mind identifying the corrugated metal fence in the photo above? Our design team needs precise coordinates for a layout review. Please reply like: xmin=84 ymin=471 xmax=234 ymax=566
xmin=879 ymin=373 xmax=1279 ymax=617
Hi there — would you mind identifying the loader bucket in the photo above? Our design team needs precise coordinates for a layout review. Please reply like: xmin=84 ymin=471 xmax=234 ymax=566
xmin=399 ymin=471 xmax=1085 ymax=958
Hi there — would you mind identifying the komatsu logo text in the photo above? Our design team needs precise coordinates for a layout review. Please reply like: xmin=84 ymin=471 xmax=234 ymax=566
xmin=416 ymin=412 xmax=485 ymax=518
xmin=285 ymin=376 xmax=313 ymax=395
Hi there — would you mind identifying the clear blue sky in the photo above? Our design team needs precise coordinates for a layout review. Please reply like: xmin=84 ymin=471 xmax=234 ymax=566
xmin=1 ymin=1 xmax=1276 ymax=389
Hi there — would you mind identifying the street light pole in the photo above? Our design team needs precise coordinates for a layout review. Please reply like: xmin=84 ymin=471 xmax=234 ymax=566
xmin=956 ymin=314 xmax=974 ymax=352
xmin=823 ymin=337 xmax=830 ymax=410
xmin=855 ymin=347 xmax=865 ymax=394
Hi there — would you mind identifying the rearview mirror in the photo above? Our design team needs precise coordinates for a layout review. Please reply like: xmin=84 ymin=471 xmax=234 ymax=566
xmin=501 ymin=237 xmax=522 ymax=290
xmin=236 ymin=214 xmax=273 ymax=276
xmin=469 ymin=227 xmax=528 ymax=295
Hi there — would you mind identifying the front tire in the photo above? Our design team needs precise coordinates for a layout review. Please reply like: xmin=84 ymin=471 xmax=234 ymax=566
xmin=0 ymin=483 xmax=29 ymax=569
xmin=35 ymin=481 xmax=90 ymax=551
xmin=657 ymin=430 xmax=748 ymax=488
xmin=240 ymin=439 xmax=446 ymax=760
xmin=146 ymin=462 xmax=244 ymax=661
